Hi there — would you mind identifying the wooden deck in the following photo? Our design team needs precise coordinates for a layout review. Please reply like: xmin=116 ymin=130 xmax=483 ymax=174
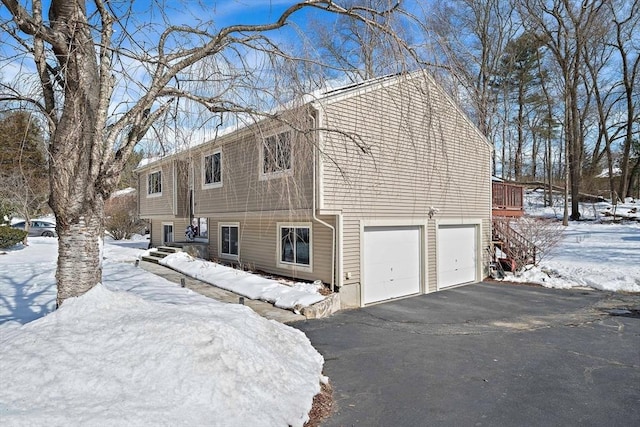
xmin=492 ymin=182 xmax=524 ymax=217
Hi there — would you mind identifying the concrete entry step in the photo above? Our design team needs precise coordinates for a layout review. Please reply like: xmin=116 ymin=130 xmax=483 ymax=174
xmin=157 ymin=246 xmax=183 ymax=254
xmin=141 ymin=246 xmax=183 ymax=264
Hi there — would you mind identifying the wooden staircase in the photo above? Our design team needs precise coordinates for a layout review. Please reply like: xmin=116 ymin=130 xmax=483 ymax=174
xmin=491 ymin=218 xmax=538 ymax=272
xmin=141 ymin=246 xmax=182 ymax=264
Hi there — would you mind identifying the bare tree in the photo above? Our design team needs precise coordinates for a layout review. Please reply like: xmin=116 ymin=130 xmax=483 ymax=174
xmin=610 ymin=0 xmax=640 ymax=200
xmin=420 ymin=0 xmax=518 ymax=175
xmin=581 ymin=17 xmax=619 ymax=201
xmin=511 ymin=216 xmax=565 ymax=268
xmin=0 ymin=0 xmax=403 ymax=306
xmin=310 ymin=0 xmax=415 ymax=82
xmin=516 ymin=0 xmax=609 ymax=221
xmin=105 ymin=190 xmax=143 ymax=240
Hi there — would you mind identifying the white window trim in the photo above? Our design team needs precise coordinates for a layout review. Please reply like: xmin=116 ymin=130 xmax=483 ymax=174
xmin=161 ymin=222 xmax=174 ymax=244
xmin=147 ymin=169 xmax=163 ymax=198
xmin=259 ymin=131 xmax=293 ymax=181
xmin=276 ymin=222 xmax=312 ymax=272
xmin=202 ymin=149 xmax=223 ymax=189
xmin=218 ymin=222 xmax=240 ymax=261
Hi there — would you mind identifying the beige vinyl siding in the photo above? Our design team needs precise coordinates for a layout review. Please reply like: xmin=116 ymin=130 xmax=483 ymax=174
xmin=174 ymin=160 xmax=190 ymax=218
xmin=193 ymin=121 xmax=314 ymax=216
xmin=150 ymin=219 xmax=162 ymax=246
xmin=340 ymin=217 xmax=362 ymax=288
xmin=149 ymin=218 xmax=190 ymax=247
xmin=318 ymin=74 xmax=492 ymax=295
xmin=208 ymin=213 xmax=335 ymax=285
xmin=138 ymin=161 xmax=176 ymax=218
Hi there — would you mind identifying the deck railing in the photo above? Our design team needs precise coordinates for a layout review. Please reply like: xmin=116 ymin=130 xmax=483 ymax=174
xmin=492 ymin=182 xmax=524 ymax=217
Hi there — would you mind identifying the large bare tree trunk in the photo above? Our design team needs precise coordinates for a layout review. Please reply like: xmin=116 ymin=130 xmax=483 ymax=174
xmin=56 ymin=202 xmax=104 ymax=307
xmin=46 ymin=1 xmax=105 ymax=305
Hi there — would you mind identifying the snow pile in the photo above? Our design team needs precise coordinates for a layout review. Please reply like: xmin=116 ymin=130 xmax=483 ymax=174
xmin=0 ymin=284 xmax=323 ymax=427
xmin=0 ymin=238 xmax=326 ymax=426
xmin=160 ymin=252 xmax=326 ymax=310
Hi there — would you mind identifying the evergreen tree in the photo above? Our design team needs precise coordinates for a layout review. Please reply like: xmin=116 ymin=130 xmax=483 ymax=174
xmin=492 ymin=32 xmax=548 ymax=181
xmin=0 ymin=111 xmax=50 ymax=227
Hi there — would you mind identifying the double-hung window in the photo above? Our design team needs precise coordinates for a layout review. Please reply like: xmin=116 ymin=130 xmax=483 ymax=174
xmin=220 ymin=224 xmax=239 ymax=259
xmin=147 ymin=171 xmax=162 ymax=196
xmin=279 ymin=225 xmax=311 ymax=268
xmin=203 ymin=150 xmax=222 ymax=187
xmin=262 ymin=131 xmax=292 ymax=177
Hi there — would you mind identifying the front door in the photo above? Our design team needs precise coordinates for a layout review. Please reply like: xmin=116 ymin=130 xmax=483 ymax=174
xmin=163 ymin=224 xmax=174 ymax=244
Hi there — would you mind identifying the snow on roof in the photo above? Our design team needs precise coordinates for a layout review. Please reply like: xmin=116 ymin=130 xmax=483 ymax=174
xmin=110 ymin=187 xmax=136 ymax=197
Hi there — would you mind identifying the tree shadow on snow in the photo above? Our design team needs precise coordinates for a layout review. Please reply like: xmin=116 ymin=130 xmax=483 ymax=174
xmin=0 ymin=265 xmax=56 ymax=325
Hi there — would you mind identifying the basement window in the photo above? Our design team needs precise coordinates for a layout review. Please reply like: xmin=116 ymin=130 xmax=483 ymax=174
xmin=278 ymin=224 xmax=311 ymax=270
xmin=220 ymin=223 xmax=239 ymax=260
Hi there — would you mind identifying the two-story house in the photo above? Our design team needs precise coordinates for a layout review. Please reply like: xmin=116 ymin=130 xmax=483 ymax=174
xmin=137 ymin=72 xmax=493 ymax=308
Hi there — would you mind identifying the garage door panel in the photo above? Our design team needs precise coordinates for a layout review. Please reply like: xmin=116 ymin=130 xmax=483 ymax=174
xmin=438 ymin=225 xmax=477 ymax=288
xmin=363 ymin=226 xmax=421 ymax=304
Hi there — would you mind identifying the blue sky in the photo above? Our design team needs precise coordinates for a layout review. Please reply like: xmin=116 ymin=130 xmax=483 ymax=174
xmin=139 ymin=0 xmax=338 ymax=31
xmin=208 ymin=0 xmax=302 ymax=25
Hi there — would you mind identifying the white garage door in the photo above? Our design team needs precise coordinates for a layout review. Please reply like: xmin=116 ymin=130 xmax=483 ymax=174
xmin=363 ymin=226 xmax=421 ymax=304
xmin=438 ymin=225 xmax=477 ymax=288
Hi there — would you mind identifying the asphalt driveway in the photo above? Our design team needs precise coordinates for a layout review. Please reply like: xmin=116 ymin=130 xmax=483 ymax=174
xmin=294 ymin=282 xmax=640 ymax=426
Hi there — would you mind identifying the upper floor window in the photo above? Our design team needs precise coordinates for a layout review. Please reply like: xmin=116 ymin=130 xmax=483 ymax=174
xmin=262 ymin=131 xmax=292 ymax=177
xmin=203 ymin=150 xmax=222 ymax=188
xmin=147 ymin=170 xmax=162 ymax=196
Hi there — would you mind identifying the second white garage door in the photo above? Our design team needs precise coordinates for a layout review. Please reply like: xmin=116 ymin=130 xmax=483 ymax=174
xmin=363 ymin=226 xmax=421 ymax=304
xmin=438 ymin=225 xmax=477 ymax=288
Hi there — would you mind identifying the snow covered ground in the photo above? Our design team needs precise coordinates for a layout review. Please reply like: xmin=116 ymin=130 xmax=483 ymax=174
xmin=502 ymin=190 xmax=640 ymax=293
xmin=0 ymin=237 xmax=324 ymax=426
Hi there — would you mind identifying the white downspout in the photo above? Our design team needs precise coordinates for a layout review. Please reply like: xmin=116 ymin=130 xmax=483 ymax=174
xmin=309 ymin=108 xmax=336 ymax=292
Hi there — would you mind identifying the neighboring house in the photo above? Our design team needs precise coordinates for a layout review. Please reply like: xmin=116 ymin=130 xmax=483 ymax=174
xmin=137 ymin=72 xmax=493 ymax=308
